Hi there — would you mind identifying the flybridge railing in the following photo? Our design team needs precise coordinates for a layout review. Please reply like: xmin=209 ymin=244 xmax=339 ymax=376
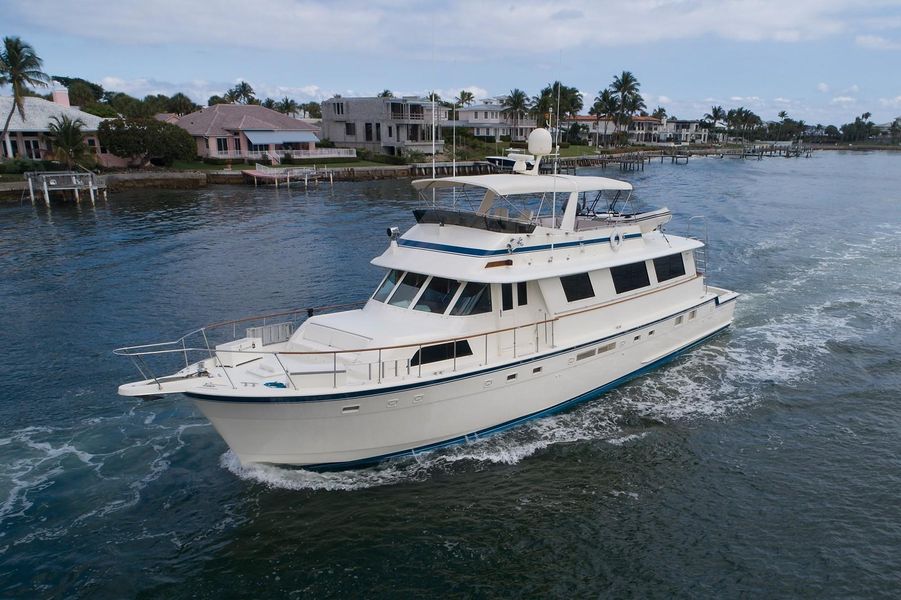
xmin=114 ymin=300 xmax=559 ymax=392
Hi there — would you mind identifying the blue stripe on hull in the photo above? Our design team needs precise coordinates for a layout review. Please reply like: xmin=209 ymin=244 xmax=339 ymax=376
xmin=277 ymin=323 xmax=732 ymax=472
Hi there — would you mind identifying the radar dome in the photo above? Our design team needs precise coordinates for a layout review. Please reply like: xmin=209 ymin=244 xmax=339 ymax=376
xmin=527 ymin=128 xmax=553 ymax=156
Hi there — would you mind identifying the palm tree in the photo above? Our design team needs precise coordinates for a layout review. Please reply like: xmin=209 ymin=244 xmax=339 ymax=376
xmin=610 ymin=71 xmax=640 ymax=143
xmin=1 ymin=36 xmax=51 ymax=159
xmin=277 ymin=96 xmax=298 ymax=117
xmin=704 ymin=106 xmax=726 ymax=141
xmin=777 ymin=110 xmax=788 ymax=140
xmin=47 ymin=115 xmax=87 ymax=168
xmin=501 ymin=88 xmax=530 ymax=140
xmin=590 ymin=89 xmax=618 ymax=147
xmin=261 ymin=97 xmax=276 ymax=110
xmin=222 ymin=88 xmax=240 ymax=104
xmin=455 ymin=90 xmax=475 ymax=108
xmin=652 ymin=106 xmax=667 ymax=120
xmin=377 ymin=89 xmax=394 ymax=98
xmin=231 ymin=81 xmax=255 ymax=104
xmin=167 ymin=92 xmax=197 ymax=115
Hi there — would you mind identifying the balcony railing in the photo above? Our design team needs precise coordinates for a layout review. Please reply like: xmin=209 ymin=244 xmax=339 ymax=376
xmin=210 ymin=148 xmax=357 ymax=160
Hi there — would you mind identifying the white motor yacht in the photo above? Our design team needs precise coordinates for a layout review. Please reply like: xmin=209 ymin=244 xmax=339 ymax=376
xmin=116 ymin=129 xmax=738 ymax=469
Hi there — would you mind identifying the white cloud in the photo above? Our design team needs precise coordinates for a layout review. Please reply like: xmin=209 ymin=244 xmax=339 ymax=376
xmin=843 ymin=84 xmax=860 ymax=94
xmin=773 ymin=97 xmax=792 ymax=103
xmin=657 ymin=95 xmax=672 ymax=104
xmin=4 ymin=0 xmax=863 ymax=59
xmin=879 ymin=96 xmax=901 ymax=108
xmin=855 ymin=34 xmax=901 ymax=50
xmin=817 ymin=82 xmax=830 ymax=93
xmin=831 ymin=96 xmax=856 ymax=105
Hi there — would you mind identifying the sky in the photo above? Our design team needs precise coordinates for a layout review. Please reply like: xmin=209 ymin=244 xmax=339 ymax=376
xmin=3 ymin=0 xmax=901 ymax=125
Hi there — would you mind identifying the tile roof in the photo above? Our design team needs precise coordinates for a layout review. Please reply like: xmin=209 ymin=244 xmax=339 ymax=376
xmin=176 ymin=104 xmax=318 ymax=137
xmin=0 ymin=96 xmax=106 ymax=132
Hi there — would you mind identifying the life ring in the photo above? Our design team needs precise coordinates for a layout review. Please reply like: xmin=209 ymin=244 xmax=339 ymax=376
xmin=610 ymin=230 xmax=624 ymax=251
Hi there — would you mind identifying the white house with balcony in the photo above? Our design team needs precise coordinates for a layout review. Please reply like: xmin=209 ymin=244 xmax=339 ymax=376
xmin=176 ymin=104 xmax=354 ymax=161
xmin=447 ymin=98 xmax=537 ymax=142
xmin=320 ymin=96 xmax=443 ymax=156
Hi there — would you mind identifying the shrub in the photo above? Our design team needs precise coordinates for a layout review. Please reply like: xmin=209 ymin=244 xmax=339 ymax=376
xmin=98 ymin=118 xmax=196 ymax=166
xmin=0 ymin=158 xmax=57 ymax=174
xmin=317 ymin=138 xmax=336 ymax=148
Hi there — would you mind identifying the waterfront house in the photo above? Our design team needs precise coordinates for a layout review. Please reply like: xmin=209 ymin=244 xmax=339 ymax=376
xmin=0 ymin=90 xmax=128 ymax=167
xmin=176 ymin=104 xmax=351 ymax=161
xmin=320 ymin=96 xmax=444 ymax=156
xmin=450 ymin=99 xmax=538 ymax=142
xmin=659 ymin=118 xmax=708 ymax=144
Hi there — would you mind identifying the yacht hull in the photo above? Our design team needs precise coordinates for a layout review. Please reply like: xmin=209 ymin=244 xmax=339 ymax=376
xmin=189 ymin=296 xmax=737 ymax=468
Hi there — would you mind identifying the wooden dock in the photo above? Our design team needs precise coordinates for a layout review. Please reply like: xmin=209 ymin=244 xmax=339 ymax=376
xmin=25 ymin=171 xmax=107 ymax=206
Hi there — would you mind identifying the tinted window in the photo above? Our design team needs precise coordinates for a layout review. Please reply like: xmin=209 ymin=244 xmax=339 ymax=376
xmin=611 ymin=262 xmax=651 ymax=294
xmin=388 ymin=272 xmax=428 ymax=308
xmin=411 ymin=340 xmax=473 ymax=366
xmin=653 ymin=253 xmax=686 ymax=282
xmin=414 ymin=277 xmax=459 ymax=313
xmin=373 ymin=269 xmax=402 ymax=302
xmin=502 ymin=283 xmax=514 ymax=311
xmin=450 ymin=282 xmax=492 ymax=316
xmin=517 ymin=281 xmax=528 ymax=306
xmin=561 ymin=273 xmax=595 ymax=302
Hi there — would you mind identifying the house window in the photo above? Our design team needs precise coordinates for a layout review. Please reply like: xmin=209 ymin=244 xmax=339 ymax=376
xmin=375 ymin=123 xmax=381 ymax=142
xmin=345 ymin=122 xmax=356 ymax=136
xmin=653 ymin=253 xmax=686 ymax=283
xmin=24 ymin=139 xmax=40 ymax=159
xmin=413 ymin=277 xmax=459 ymax=314
xmin=517 ymin=281 xmax=528 ymax=306
xmin=233 ymin=136 xmax=242 ymax=153
xmin=365 ymin=123 xmax=373 ymax=142
xmin=449 ymin=282 xmax=492 ymax=316
xmin=216 ymin=138 xmax=228 ymax=153
xmin=388 ymin=126 xmax=393 ymax=138
xmin=334 ymin=102 xmax=344 ymax=116
xmin=249 ymin=143 xmax=268 ymax=153
xmin=560 ymin=273 xmax=595 ymax=302
xmin=87 ymin=138 xmax=97 ymax=153
xmin=410 ymin=340 xmax=473 ymax=367
xmin=611 ymin=262 xmax=651 ymax=294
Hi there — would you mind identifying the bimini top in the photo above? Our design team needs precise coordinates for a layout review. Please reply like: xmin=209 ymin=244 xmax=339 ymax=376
xmin=411 ymin=174 xmax=633 ymax=196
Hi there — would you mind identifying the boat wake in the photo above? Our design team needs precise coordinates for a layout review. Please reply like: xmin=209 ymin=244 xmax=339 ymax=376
xmin=222 ymin=227 xmax=901 ymax=491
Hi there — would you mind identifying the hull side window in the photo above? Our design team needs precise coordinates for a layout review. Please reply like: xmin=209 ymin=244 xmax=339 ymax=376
xmin=410 ymin=340 xmax=473 ymax=366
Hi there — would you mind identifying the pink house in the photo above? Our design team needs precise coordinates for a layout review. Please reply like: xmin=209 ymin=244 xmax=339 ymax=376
xmin=0 ymin=90 xmax=129 ymax=168
xmin=176 ymin=104 xmax=326 ymax=160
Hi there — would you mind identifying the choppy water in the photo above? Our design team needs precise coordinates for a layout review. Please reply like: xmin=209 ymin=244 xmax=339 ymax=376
xmin=1 ymin=152 xmax=899 ymax=598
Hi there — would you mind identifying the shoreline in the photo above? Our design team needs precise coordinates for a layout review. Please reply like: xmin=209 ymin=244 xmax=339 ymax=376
xmin=2 ymin=144 xmax=899 ymax=202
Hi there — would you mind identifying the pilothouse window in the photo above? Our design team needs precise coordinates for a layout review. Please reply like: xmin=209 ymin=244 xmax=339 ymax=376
xmin=414 ymin=277 xmax=459 ymax=313
xmin=611 ymin=262 xmax=651 ymax=294
xmin=653 ymin=253 xmax=686 ymax=282
xmin=388 ymin=272 xmax=428 ymax=308
xmin=373 ymin=269 xmax=402 ymax=302
xmin=450 ymin=282 xmax=492 ymax=316
xmin=561 ymin=273 xmax=595 ymax=302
